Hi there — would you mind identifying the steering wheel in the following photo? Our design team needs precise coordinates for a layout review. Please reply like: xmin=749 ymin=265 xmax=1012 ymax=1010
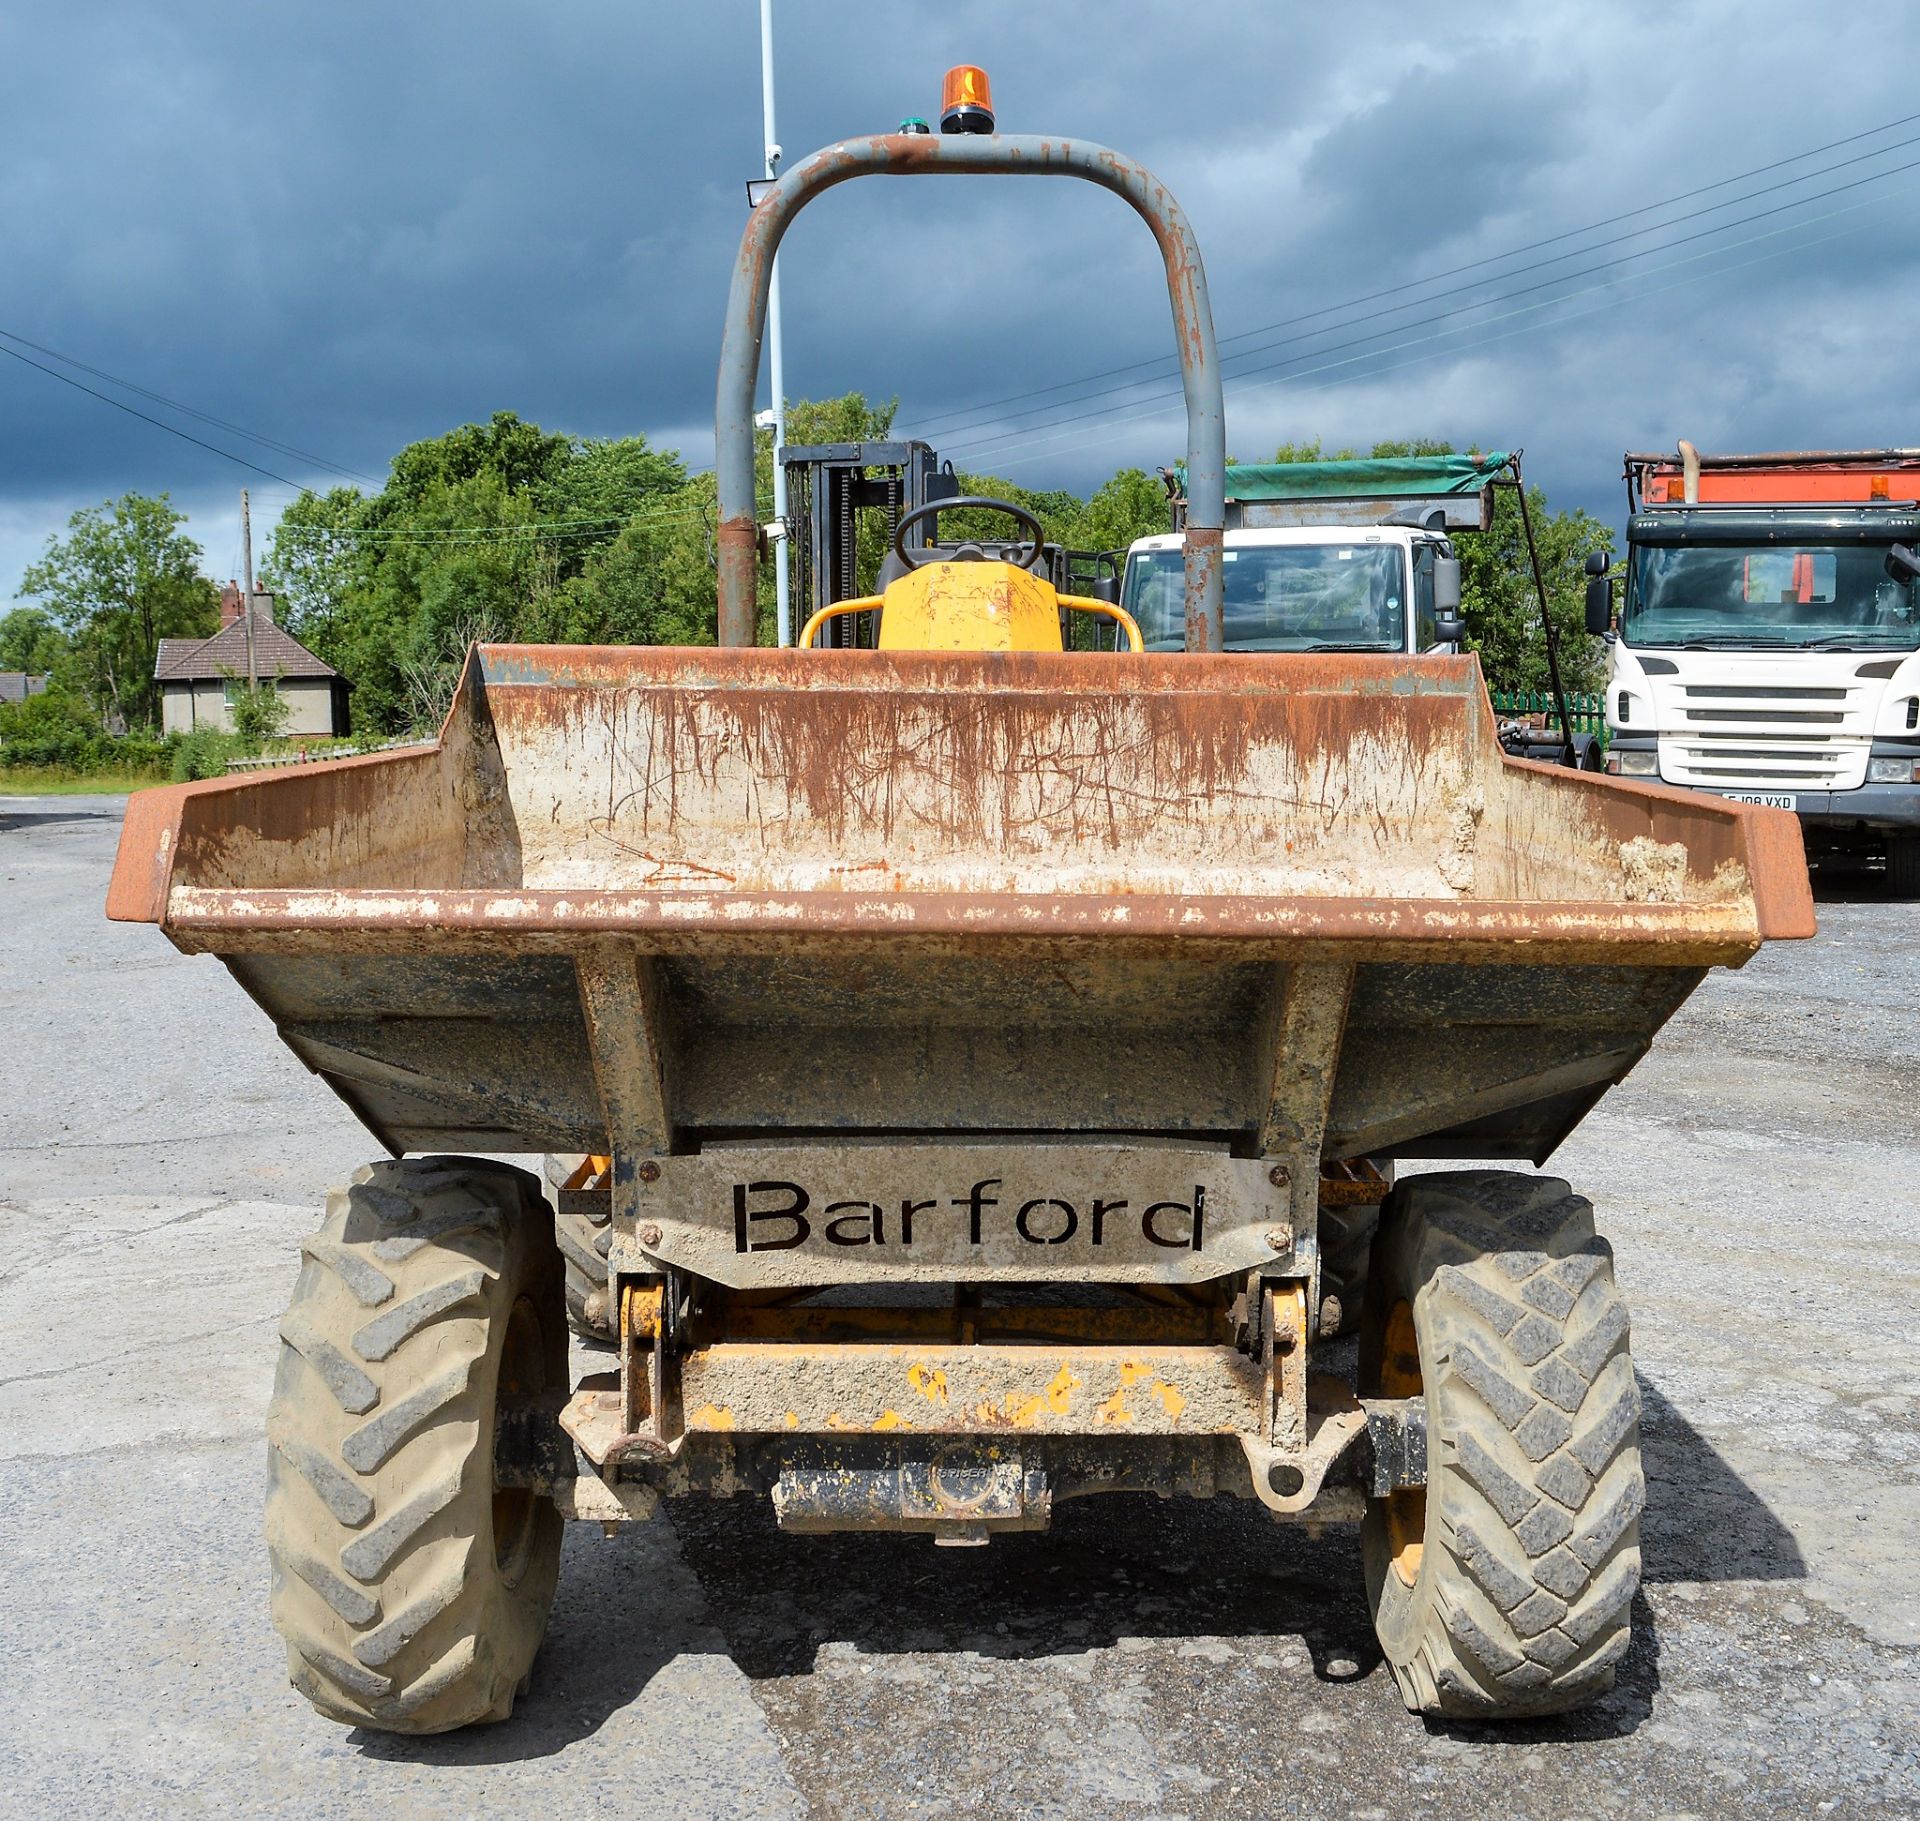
xmin=892 ymin=495 xmax=1046 ymax=572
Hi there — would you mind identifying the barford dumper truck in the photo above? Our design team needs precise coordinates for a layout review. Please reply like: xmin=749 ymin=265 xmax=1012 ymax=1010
xmin=1595 ymin=444 xmax=1920 ymax=894
xmin=110 ymin=93 xmax=1814 ymax=1736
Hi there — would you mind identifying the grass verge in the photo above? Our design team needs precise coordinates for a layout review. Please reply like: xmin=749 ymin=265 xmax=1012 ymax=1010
xmin=0 ymin=767 xmax=166 ymax=796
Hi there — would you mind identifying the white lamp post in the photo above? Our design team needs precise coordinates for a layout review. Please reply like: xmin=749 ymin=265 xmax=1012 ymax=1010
xmin=759 ymin=0 xmax=791 ymax=646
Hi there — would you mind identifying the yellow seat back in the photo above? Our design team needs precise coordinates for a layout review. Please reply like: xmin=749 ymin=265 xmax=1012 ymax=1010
xmin=798 ymin=562 xmax=1143 ymax=655
xmin=876 ymin=561 xmax=1064 ymax=652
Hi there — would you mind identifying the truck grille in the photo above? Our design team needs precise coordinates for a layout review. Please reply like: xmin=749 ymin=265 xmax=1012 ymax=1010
xmin=1659 ymin=680 xmax=1867 ymax=789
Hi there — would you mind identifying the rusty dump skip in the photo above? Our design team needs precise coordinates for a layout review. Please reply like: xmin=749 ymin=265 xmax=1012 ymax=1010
xmin=107 ymin=643 xmax=1812 ymax=1162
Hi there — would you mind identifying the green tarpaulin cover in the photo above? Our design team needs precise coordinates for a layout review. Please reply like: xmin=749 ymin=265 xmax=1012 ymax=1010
xmin=1174 ymin=453 xmax=1512 ymax=500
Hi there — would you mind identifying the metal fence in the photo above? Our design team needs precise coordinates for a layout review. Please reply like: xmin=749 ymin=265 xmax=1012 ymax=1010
xmin=1492 ymin=689 xmax=1608 ymax=735
xmin=226 ymin=736 xmax=430 ymax=773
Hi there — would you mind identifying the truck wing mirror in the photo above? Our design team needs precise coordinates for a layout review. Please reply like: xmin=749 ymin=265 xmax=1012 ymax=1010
xmin=1432 ymin=555 xmax=1465 ymax=644
xmin=1584 ymin=550 xmax=1611 ymax=577
xmin=1585 ymin=573 xmax=1614 ymax=636
xmin=1884 ymin=543 xmax=1920 ymax=584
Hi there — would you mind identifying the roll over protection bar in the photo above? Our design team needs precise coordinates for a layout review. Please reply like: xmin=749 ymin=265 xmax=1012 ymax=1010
xmin=713 ymin=133 xmax=1227 ymax=651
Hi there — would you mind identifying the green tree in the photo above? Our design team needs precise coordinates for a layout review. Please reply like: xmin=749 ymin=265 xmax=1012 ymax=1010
xmin=1271 ymin=437 xmax=1352 ymax=463
xmin=1359 ymin=437 xmax=1457 ymax=460
xmin=1457 ymin=487 xmax=1611 ymax=694
xmin=260 ymin=486 xmax=369 ymax=658
xmin=547 ymin=475 xmax=722 ymax=650
xmin=384 ymin=410 xmax=572 ymax=505
xmin=1270 ymin=436 xmax=1456 ymax=462
xmin=18 ymin=493 xmax=215 ymax=730
xmin=944 ymin=476 xmax=1081 ymax=551
xmin=1059 ymin=467 xmax=1171 ymax=552
xmin=0 ymin=606 xmax=68 ymax=673
xmin=537 ymin=436 xmax=689 ymax=528
xmin=747 ymin=394 xmax=898 ymax=635
xmin=262 ymin=417 xmax=694 ymax=735
xmin=783 ymin=393 xmax=897 ymax=449
xmin=225 ymin=672 xmax=293 ymax=753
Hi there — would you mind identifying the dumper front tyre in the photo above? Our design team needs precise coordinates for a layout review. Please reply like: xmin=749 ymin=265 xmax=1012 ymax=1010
xmin=265 ymin=1157 xmax=566 ymax=1733
xmin=1359 ymin=1171 xmax=1643 ymax=1718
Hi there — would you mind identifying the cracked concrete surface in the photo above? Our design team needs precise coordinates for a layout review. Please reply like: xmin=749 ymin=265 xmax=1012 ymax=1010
xmin=1 ymin=794 xmax=1915 ymax=1818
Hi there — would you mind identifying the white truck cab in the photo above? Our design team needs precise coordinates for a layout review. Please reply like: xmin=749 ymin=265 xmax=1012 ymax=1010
xmin=1121 ymin=523 xmax=1462 ymax=655
xmin=1597 ymin=447 xmax=1920 ymax=896
xmin=1131 ymin=454 xmax=1508 ymax=656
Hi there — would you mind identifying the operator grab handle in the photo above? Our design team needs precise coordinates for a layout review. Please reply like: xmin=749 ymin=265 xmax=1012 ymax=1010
xmin=714 ymin=133 xmax=1227 ymax=652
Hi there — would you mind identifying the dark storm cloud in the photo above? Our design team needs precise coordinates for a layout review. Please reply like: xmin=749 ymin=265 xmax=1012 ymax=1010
xmin=5 ymin=1 xmax=1920 ymax=594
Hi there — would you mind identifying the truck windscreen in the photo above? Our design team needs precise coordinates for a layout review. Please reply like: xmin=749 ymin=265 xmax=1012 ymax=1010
xmin=1626 ymin=544 xmax=1920 ymax=650
xmin=1126 ymin=544 xmax=1406 ymax=652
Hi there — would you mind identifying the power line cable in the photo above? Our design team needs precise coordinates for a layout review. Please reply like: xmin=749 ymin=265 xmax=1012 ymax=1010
xmin=962 ymin=185 xmax=1909 ymax=474
xmin=902 ymin=110 xmax=1920 ymax=442
xmin=0 ymin=340 xmax=304 ymax=488
xmin=947 ymin=159 xmax=1920 ymax=466
xmin=271 ymin=494 xmax=766 ymax=544
xmin=930 ymin=129 xmax=1920 ymax=450
xmin=0 ymin=327 xmax=382 ymax=488
xmin=947 ymin=149 xmax=1920 ymax=457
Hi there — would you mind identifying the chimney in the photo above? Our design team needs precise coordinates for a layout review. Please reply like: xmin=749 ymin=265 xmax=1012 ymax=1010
xmin=249 ymin=589 xmax=276 ymax=626
xmin=220 ymin=581 xmax=245 ymax=626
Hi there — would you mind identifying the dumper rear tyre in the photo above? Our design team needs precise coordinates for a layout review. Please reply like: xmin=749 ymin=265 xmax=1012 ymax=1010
xmin=265 ymin=1157 xmax=566 ymax=1733
xmin=542 ymin=1153 xmax=614 ymax=1342
xmin=1359 ymin=1171 xmax=1643 ymax=1718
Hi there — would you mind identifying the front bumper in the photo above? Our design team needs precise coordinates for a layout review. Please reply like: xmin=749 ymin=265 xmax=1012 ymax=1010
xmin=1605 ymin=736 xmax=1920 ymax=830
xmin=1774 ymin=784 xmax=1920 ymax=832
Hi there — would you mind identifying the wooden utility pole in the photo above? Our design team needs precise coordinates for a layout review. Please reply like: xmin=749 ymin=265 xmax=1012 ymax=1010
xmin=240 ymin=487 xmax=259 ymax=688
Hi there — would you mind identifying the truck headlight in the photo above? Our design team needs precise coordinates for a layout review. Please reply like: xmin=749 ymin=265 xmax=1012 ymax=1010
xmin=1867 ymin=755 xmax=1920 ymax=783
xmin=1612 ymin=749 xmax=1658 ymax=777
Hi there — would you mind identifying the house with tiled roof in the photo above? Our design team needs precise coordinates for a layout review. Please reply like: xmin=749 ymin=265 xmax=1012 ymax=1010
xmin=155 ymin=583 xmax=349 ymax=736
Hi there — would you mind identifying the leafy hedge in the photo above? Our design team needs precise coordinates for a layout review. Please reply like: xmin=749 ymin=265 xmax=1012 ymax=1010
xmin=0 ymin=689 xmax=244 ymax=782
xmin=0 ymin=688 xmax=378 ymax=786
xmin=0 ymin=691 xmax=170 ymax=775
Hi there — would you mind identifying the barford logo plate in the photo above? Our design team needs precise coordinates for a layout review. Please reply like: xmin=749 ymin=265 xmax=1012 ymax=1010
xmin=615 ymin=1144 xmax=1292 ymax=1287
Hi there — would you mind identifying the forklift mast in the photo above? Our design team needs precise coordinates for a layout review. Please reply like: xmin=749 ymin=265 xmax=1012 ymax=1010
xmin=780 ymin=438 xmax=1123 ymax=648
xmin=781 ymin=440 xmax=957 ymax=648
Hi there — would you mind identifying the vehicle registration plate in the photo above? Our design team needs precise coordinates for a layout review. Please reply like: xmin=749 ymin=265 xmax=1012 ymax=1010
xmin=1720 ymin=791 xmax=1797 ymax=810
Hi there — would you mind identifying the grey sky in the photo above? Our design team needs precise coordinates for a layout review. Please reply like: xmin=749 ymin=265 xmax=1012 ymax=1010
xmin=4 ymin=1 xmax=1918 ymax=604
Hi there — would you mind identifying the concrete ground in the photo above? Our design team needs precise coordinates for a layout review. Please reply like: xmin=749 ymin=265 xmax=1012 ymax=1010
xmin=1 ymin=792 xmax=1915 ymax=1819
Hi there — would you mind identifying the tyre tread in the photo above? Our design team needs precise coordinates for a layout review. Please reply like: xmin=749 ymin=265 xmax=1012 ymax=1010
xmin=265 ymin=1157 xmax=563 ymax=1734
xmin=1365 ymin=1170 xmax=1643 ymax=1719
